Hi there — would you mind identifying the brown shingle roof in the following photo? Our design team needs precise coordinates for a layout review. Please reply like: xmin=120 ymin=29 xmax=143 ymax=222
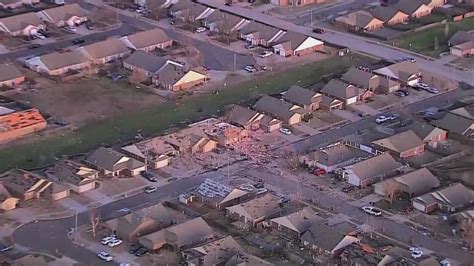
xmin=81 ymin=38 xmax=130 ymax=59
xmin=335 ymin=10 xmax=379 ymax=28
xmin=321 ymin=79 xmax=363 ymax=100
xmin=283 ymin=85 xmax=321 ymax=107
xmin=371 ymin=6 xmax=407 ymax=22
xmin=254 ymin=95 xmax=300 ymax=121
xmin=125 ymin=28 xmax=172 ymax=50
xmin=239 ymin=22 xmax=281 ymax=41
xmin=40 ymin=50 xmax=88 ymax=70
xmin=40 ymin=3 xmax=86 ymax=23
xmin=0 ymin=12 xmax=43 ymax=32
xmin=393 ymin=168 xmax=440 ymax=195
xmin=348 ymin=153 xmax=402 ymax=182
xmin=372 ymin=130 xmax=424 ymax=153
xmin=0 ymin=64 xmax=23 ymax=83
xmin=341 ymin=67 xmax=380 ymax=89
xmin=227 ymin=105 xmax=262 ymax=128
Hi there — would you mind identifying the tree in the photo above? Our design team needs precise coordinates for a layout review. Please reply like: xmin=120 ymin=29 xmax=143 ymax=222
xmin=460 ymin=218 xmax=474 ymax=250
xmin=383 ymin=180 xmax=400 ymax=204
xmin=89 ymin=208 xmax=101 ymax=238
xmin=434 ymin=36 xmax=439 ymax=51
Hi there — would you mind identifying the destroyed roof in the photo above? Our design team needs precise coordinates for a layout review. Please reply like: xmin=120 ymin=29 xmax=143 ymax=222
xmin=308 ymin=144 xmax=358 ymax=166
xmin=0 ymin=12 xmax=43 ymax=32
xmin=270 ymin=207 xmax=321 ymax=234
xmin=46 ymin=160 xmax=98 ymax=186
xmin=347 ymin=153 xmax=402 ymax=181
xmin=301 ymin=222 xmax=356 ymax=252
xmin=282 ymin=85 xmax=321 ymax=107
xmin=184 ymin=236 xmax=243 ymax=266
xmin=372 ymin=130 xmax=424 ymax=153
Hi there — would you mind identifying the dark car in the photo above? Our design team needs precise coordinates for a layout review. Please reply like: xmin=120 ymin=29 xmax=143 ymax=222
xmin=312 ymin=28 xmax=325 ymax=34
xmin=129 ymin=244 xmax=141 ymax=254
xmin=134 ymin=247 xmax=148 ymax=256
xmin=72 ymin=39 xmax=85 ymax=45
xmin=141 ymin=172 xmax=157 ymax=182
xmin=86 ymin=21 xmax=95 ymax=30
xmin=28 ymin=44 xmax=41 ymax=49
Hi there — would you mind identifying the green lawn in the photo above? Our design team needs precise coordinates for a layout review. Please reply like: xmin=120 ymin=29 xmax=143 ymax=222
xmin=0 ymin=54 xmax=375 ymax=172
xmin=394 ymin=17 xmax=474 ymax=57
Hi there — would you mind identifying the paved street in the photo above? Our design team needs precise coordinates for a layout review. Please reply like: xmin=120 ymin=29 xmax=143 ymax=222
xmin=198 ymin=0 xmax=474 ymax=86
xmin=12 ymin=173 xmax=211 ymax=265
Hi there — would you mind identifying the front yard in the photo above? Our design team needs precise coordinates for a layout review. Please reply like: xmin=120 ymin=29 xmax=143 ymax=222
xmin=392 ymin=17 xmax=474 ymax=57
xmin=0 ymin=54 xmax=376 ymax=172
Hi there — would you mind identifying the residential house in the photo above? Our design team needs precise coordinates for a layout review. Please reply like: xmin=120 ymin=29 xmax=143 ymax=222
xmin=153 ymin=65 xmax=209 ymax=91
xmin=0 ymin=183 xmax=19 ymax=211
xmin=432 ymin=112 xmax=474 ymax=138
xmin=341 ymin=67 xmax=381 ymax=92
xmin=85 ymin=147 xmax=147 ymax=177
xmin=343 ymin=153 xmax=403 ymax=187
xmin=374 ymin=168 xmax=440 ymax=197
xmin=422 ymin=0 xmax=447 ymax=8
xmin=282 ymin=85 xmax=322 ymax=111
xmin=79 ymin=38 xmax=131 ymax=65
xmin=196 ymin=179 xmax=254 ymax=209
xmin=104 ymin=203 xmax=188 ymax=241
xmin=182 ymin=236 xmax=243 ymax=266
xmin=0 ymin=0 xmax=40 ymax=9
xmin=319 ymin=95 xmax=343 ymax=111
xmin=403 ymin=121 xmax=447 ymax=147
xmin=299 ymin=144 xmax=366 ymax=172
xmin=44 ymin=160 xmax=99 ymax=194
xmin=334 ymin=10 xmax=384 ymax=32
xmin=169 ymin=1 xmax=214 ymax=23
xmin=139 ymin=217 xmax=215 ymax=250
xmin=321 ymin=79 xmax=370 ymax=106
xmin=0 ymin=12 xmax=45 ymax=36
xmin=448 ymin=31 xmax=474 ymax=47
xmin=225 ymin=253 xmax=274 ymax=266
xmin=272 ymin=31 xmax=324 ymax=57
xmin=0 ymin=109 xmax=47 ymax=143
xmin=0 ymin=169 xmax=70 ymax=201
xmin=373 ymin=61 xmax=422 ymax=86
xmin=161 ymin=127 xmax=217 ymax=154
xmin=238 ymin=22 xmax=286 ymax=47
xmin=269 ymin=207 xmax=322 ymax=238
xmin=378 ymin=247 xmax=438 ymax=265
xmin=371 ymin=6 xmax=409 ymax=25
xmin=450 ymin=40 xmax=474 ymax=57
xmin=254 ymin=95 xmax=302 ymax=125
xmin=371 ymin=130 xmax=425 ymax=158
xmin=202 ymin=10 xmax=248 ymax=34
xmin=226 ymin=194 xmax=282 ymax=226
xmin=37 ymin=3 xmax=87 ymax=27
xmin=392 ymin=0 xmax=433 ymax=18
xmin=301 ymin=222 xmax=360 ymax=257
xmin=26 ymin=50 xmax=90 ymax=76
xmin=413 ymin=183 xmax=474 ymax=213
xmin=378 ymin=76 xmax=400 ymax=94
xmin=259 ymin=115 xmax=282 ymax=133
xmin=122 ymin=138 xmax=178 ymax=169
xmin=0 ymin=106 xmax=15 ymax=116
xmin=226 ymin=105 xmax=264 ymax=130
xmin=190 ymin=118 xmax=249 ymax=147
xmin=0 ymin=64 xmax=24 ymax=87
xmin=270 ymin=0 xmax=329 ymax=7
xmin=122 ymin=51 xmax=181 ymax=77
xmin=120 ymin=28 xmax=173 ymax=52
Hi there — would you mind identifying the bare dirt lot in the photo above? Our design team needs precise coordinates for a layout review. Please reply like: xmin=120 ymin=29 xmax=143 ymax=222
xmin=11 ymin=76 xmax=166 ymax=126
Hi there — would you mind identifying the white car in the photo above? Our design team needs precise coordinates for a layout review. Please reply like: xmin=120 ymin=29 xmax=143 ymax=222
xmin=424 ymin=87 xmax=439 ymax=94
xmin=244 ymin=65 xmax=256 ymax=73
xmin=375 ymin=114 xmax=398 ymax=124
xmin=98 ymin=252 xmax=114 ymax=262
xmin=101 ymin=236 xmax=116 ymax=245
xmin=361 ymin=206 xmax=382 ymax=216
xmin=409 ymin=246 xmax=420 ymax=252
xmin=144 ymin=186 xmax=157 ymax=194
xmin=259 ymin=51 xmax=273 ymax=58
xmin=257 ymin=188 xmax=267 ymax=195
xmin=108 ymin=239 xmax=123 ymax=247
xmin=411 ymin=250 xmax=423 ymax=259
xmin=195 ymin=27 xmax=207 ymax=33
xmin=416 ymin=82 xmax=429 ymax=89
xmin=279 ymin=128 xmax=291 ymax=135
xmin=35 ymin=33 xmax=46 ymax=39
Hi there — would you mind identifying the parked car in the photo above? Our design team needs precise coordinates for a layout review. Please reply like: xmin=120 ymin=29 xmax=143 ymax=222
xmin=341 ymin=186 xmax=353 ymax=193
xmin=72 ymin=38 xmax=85 ymax=45
xmin=195 ymin=27 xmax=207 ymax=33
xmin=108 ymin=239 xmax=123 ymax=247
xmin=134 ymin=247 xmax=149 ymax=256
xmin=312 ymin=27 xmax=325 ymax=34
xmin=424 ymin=87 xmax=439 ymax=94
xmin=257 ymin=188 xmax=268 ymax=194
xmin=375 ymin=114 xmax=398 ymax=124
xmin=28 ymin=44 xmax=42 ymax=49
xmin=361 ymin=206 xmax=382 ymax=216
xmin=245 ymin=43 xmax=256 ymax=49
xmin=108 ymin=73 xmax=123 ymax=81
xmin=101 ymin=236 xmax=117 ymax=245
xmin=244 ymin=65 xmax=256 ymax=73
xmin=141 ymin=171 xmax=157 ymax=182
xmin=310 ymin=167 xmax=326 ymax=176
xmin=65 ymin=26 xmax=77 ymax=32
xmin=416 ymin=82 xmax=429 ymax=90
xmin=168 ymin=177 xmax=178 ymax=182
xmin=129 ymin=244 xmax=141 ymax=254
xmin=86 ymin=21 xmax=95 ymax=30
xmin=260 ymin=65 xmax=268 ymax=71
xmin=144 ymin=186 xmax=157 ymax=194
xmin=279 ymin=128 xmax=291 ymax=135
xmin=411 ymin=250 xmax=423 ymax=259
xmin=98 ymin=252 xmax=114 ymax=262
xmin=259 ymin=51 xmax=273 ymax=58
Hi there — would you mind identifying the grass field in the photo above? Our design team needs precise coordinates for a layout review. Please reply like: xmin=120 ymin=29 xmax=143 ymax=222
xmin=394 ymin=17 xmax=474 ymax=57
xmin=0 ymin=54 xmax=375 ymax=172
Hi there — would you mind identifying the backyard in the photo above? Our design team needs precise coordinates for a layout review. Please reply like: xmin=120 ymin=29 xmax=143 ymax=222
xmin=393 ymin=17 xmax=474 ymax=57
xmin=0 ymin=54 xmax=375 ymax=172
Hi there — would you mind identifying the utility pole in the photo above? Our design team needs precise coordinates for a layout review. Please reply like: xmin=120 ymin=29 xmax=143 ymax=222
xmin=227 ymin=152 xmax=230 ymax=180
xmin=233 ymin=53 xmax=236 ymax=72
xmin=310 ymin=9 xmax=313 ymax=26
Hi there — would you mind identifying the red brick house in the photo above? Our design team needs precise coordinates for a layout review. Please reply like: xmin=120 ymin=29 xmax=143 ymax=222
xmin=372 ymin=130 xmax=425 ymax=158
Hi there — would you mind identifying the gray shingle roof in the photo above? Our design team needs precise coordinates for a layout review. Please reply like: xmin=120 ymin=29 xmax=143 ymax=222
xmin=283 ymin=85 xmax=320 ymax=107
xmin=123 ymin=51 xmax=168 ymax=73
xmin=254 ymin=95 xmax=299 ymax=121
